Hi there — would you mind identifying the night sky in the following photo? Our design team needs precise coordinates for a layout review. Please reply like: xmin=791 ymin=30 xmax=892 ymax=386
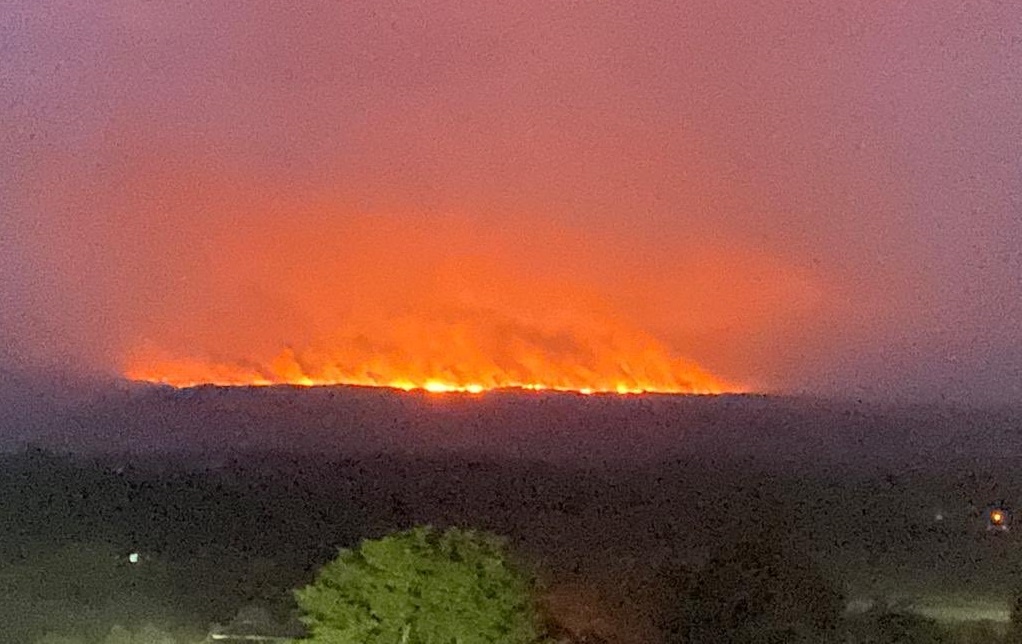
xmin=2 ymin=0 xmax=1020 ymax=401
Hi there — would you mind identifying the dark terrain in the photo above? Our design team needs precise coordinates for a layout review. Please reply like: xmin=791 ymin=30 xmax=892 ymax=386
xmin=1 ymin=376 xmax=1021 ymax=641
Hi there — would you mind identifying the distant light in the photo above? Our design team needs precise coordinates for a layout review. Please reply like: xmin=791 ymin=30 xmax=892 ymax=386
xmin=935 ymin=512 xmax=944 ymax=522
xmin=991 ymin=510 xmax=1006 ymax=525
xmin=128 ymin=552 xmax=140 ymax=564
xmin=423 ymin=380 xmax=452 ymax=393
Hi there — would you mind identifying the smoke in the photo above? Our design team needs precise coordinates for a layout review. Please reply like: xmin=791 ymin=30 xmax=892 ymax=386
xmin=2 ymin=0 xmax=1020 ymax=400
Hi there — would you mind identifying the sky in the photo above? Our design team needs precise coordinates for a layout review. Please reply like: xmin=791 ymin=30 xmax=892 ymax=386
xmin=1 ymin=0 xmax=1020 ymax=402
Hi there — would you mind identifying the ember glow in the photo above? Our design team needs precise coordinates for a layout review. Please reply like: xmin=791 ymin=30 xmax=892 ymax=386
xmin=4 ymin=0 xmax=1021 ymax=402
xmin=118 ymin=213 xmax=751 ymax=395
xmin=125 ymin=318 xmax=738 ymax=395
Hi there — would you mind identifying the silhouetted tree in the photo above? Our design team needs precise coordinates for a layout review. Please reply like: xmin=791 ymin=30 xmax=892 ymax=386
xmin=657 ymin=526 xmax=843 ymax=643
xmin=1007 ymin=592 xmax=1022 ymax=644
xmin=857 ymin=611 xmax=951 ymax=644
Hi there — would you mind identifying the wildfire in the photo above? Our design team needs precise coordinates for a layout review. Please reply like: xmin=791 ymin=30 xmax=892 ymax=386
xmin=124 ymin=319 xmax=740 ymax=395
xmin=117 ymin=213 xmax=763 ymax=397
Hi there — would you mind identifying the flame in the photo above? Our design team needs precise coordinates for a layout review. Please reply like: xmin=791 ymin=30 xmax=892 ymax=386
xmin=124 ymin=314 xmax=740 ymax=395
xmin=119 ymin=212 xmax=751 ymax=395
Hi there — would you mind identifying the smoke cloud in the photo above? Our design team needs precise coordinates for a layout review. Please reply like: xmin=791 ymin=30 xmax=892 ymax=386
xmin=2 ymin=0 xmax=1020 ymax=400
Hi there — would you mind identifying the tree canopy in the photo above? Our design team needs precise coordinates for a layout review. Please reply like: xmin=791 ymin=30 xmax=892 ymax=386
xmin=295 ymin=526 xmax=543 ymax=643
xmin=658 ymin=528 xmax=844 ymax=643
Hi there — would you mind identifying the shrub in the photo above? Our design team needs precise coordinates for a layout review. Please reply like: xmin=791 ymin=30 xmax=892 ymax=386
xmin=856 ymin=611 xmax=951 ymax=644
xmin=295 ymin=526 xmax=543 ymax=643
xmin=658 ymin=529 xmax=844 ymax=643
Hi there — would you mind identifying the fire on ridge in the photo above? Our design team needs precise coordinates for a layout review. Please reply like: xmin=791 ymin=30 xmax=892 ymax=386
xmin=119 ymin=215 xmax=757 ymax=397
xmin=124 ymin=327 xmax=741 ymax=395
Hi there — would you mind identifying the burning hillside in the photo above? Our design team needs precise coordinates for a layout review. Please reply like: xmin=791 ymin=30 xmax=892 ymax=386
xmin=126 ymin=351 xmax=734 ymax=395
xmin=125 ymin=304 xmax=737 ymax=394
xmin=114 ymin=213 xmax=802 ymax=395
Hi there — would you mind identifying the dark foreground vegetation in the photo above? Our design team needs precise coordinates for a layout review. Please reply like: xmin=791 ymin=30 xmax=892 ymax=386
xmin=4 ymin=444 xmax=1022 ymax=642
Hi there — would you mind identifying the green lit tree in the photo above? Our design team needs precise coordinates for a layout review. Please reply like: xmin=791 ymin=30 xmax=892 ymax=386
xmin=295 ymin=526 xmax=543 ymax=644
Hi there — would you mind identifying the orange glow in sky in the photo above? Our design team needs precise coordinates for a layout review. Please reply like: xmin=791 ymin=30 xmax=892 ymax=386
xmin=124 ymin=314 xmax=740 ymax=395
xmin=116 ymin=212 xmax=795 ymax=396
xmin=7 ymin=0 xmax=1021 ymax=403
xmin=119 ymin=214 xmax=747 ymax=395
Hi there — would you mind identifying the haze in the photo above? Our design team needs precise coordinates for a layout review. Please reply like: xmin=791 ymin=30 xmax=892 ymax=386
xmin=2 ymin=0 xmax=1020 ymax=402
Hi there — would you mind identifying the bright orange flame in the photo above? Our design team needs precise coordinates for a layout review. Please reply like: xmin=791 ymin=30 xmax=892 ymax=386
xmin=124 ymin=318 xmax=741 ymax=395
xmin=119 ymin=213 xmax=752 ymax=395
xmin=991 ymin=510 xmax=1005 ymax=525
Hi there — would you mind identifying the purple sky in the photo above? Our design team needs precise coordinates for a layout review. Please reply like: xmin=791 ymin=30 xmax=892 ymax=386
xmin=2 ymin=0 xmax=1020 ymax=402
